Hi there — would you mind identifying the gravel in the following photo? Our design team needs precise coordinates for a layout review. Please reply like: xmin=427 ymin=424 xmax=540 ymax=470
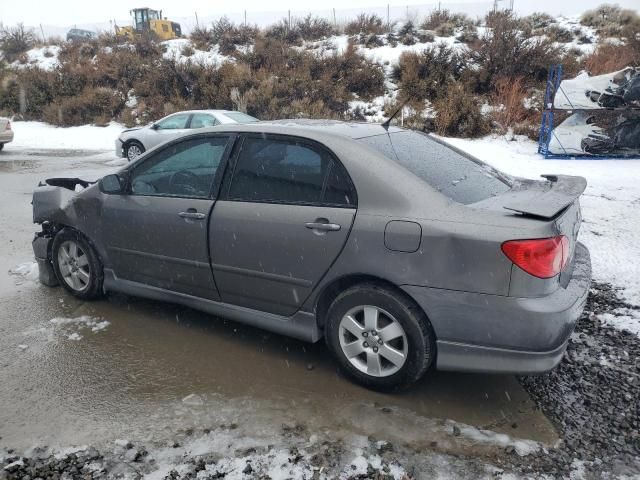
xmin=514 ymin=282 xmax=640 ymax=477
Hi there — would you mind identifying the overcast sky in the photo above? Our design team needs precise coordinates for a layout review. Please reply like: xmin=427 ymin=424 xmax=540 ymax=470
xmin=1 ymin=0 xmax=639 ymax=28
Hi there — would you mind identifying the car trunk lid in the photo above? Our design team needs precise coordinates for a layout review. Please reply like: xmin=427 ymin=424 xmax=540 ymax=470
xmin=499 ymin=175 xmax=587 ymax=219
xmin=471 ymin=174 xmax=585 ymax=287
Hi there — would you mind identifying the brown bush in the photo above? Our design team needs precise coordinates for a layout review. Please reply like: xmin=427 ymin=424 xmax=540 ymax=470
xmin=581 ymin=4 xmax=640 ymax=36
xmin=345 ymin=14 xmax=386 ymax=35
xmin=467 ymin=11 xmax=562 ymax=93
xmin=296 ymin=15 xmax=335 ymax=41
xmin=584 ymin=42 xmax=639 ymax=74
xmin=42 ymin=87 xmax=124 ymax=126
xmin=434 ymin=82 xmax=490 ymax=137
xmin=0 ymin=23 xmax=36 ymax=62
xmin=190 ymin=26 xmax=215 ymax=50
xmin=490 ymin=76 xmax=528 ymax=132
xmin=393 ymin=44 xmax=464 ymax=102
xmin=421 ymin=10 xmax=468 ymax=31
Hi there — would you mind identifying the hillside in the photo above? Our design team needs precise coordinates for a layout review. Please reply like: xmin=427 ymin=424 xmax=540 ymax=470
xmin=0 ymin=5 xmax=638 ymax=139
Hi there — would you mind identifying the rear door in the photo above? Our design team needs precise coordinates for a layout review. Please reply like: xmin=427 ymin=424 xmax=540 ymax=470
xmin=209 ymin=134 xmax=357 ymax=316
xmin=102 ymin=134 xmax=233 ymax=300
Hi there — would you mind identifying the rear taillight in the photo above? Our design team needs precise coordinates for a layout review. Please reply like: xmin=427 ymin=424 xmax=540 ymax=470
xmin=501 ymin=235 xmax=569 ymax=279
xmin=5 ymin=121 xmax=11 ymax=131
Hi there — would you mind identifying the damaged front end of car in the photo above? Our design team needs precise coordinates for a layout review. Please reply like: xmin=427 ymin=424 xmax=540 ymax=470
xmin=32 ymin=177 xmax=96 ymax=287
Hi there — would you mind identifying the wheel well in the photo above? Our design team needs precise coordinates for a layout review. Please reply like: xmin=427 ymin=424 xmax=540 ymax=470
xmin=53 ymin=225 xmax=104 ymax=266
xmin=314 ymin=274 xmax=429 ymax=330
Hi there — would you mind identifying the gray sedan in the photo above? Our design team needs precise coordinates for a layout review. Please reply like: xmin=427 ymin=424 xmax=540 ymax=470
xmin=32 ymin=121 xmax=591 ymax=390
xmin=116 ymin=110 xmax=258 ymax=161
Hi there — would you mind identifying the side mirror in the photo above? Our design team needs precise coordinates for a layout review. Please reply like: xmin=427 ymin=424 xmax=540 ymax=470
xmin=99 ymin=174 xmax=125 ymax=194
xmin=150 ymin=123 xmax=159 ymax=130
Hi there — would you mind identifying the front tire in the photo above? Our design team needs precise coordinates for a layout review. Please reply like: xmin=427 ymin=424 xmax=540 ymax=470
xmin=125 ymin=140 xmax=145 ymax=161
xmin=325 ymin=283 xmax=436 ymax=391
xmin=52 ymin=229 xmax=104 ymax=300
xmin=0 ymin=143 xmax=4 ymax=151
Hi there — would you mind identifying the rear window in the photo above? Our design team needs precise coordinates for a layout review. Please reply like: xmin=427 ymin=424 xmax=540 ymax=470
xmin=223 ymin=112 xmax=259 ymax=123
xmin=357 ymin=131 xmax=511 ymax=204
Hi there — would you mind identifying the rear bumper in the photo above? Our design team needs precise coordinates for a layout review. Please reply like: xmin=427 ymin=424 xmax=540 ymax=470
xmin=0 ymin=130 xmax=14 ymax=143
xmin=402 ymin=242 xmax=591 ymax=374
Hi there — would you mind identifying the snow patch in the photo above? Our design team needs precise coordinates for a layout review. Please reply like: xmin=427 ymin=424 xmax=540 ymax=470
xmin=161 ymin=39 xmax=232 ymax=66
xmin=49 ymin=315 xmax=111 ymax=339
xmin=9 ymin=262 xmax=39 ymax=282
xmin=10 ymin=121 xmax=124 ymax=151
xmin=448 ymin=420 xmax=541 ymax=456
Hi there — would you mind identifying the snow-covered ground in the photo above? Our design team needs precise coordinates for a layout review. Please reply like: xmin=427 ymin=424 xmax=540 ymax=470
xmin=9 ymin=121 xmax=123 ymax=151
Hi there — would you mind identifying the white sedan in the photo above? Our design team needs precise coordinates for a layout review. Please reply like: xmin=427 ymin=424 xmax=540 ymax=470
xmin=0 ymin=118 xmax=14 ymax=151
xmin=116 ymin=110 xmax=258 ymax=161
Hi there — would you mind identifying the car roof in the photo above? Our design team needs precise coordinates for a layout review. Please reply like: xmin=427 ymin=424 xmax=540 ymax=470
xmin=197 ymin=119 xmax=405 ymax=141
xmin=166 ymin=110 xmax=249 ymax=116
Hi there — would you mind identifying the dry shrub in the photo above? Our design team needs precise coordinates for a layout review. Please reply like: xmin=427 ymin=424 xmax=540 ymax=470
xmin=265 ymin=18 xmax=303 ymax=45
xmin=521 ymin=12 xmax=554 ymax=31
xmin=584 ymin=42 xmax=639 ymax=74
xmin=296 ymin=15 xmax=334 ymax=41
xmin=434 ymin=82 xmax=489 ymax=137
xmin=190 ymin=26 xmax=216 ymax=50
xmin=393 ymin=44 xmax=464 ymax=102
xmin=0 ymin=23 xmax=36 ymax=62
xmin=345 ymin=14 xmax=386 ymax=35
xmin=43 ymin=87 xmax=123 ymax=126
xmin=421 ymin=10 xmax=468 ymax=31
xmin=490 ymin=76 xmax=528 ymax=132
xmin=468 ymin=11 xmax=562 ymax=93
xmin=581 ymin=4 xmax=640 ymax=36
xmin=545 ymin=25 xmax=573 ymax=43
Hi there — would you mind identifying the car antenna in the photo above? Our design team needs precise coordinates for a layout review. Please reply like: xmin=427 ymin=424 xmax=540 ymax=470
xmin=381 ymin=99 xmax=410 ymax=131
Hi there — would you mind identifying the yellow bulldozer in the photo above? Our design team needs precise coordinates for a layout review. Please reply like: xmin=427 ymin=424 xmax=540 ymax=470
xmin=115 ymin=7 xmax=182 ymax=41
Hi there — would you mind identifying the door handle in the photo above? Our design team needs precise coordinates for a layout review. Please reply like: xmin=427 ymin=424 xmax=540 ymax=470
xmin=305 ymin=222 xmax=341 ymax=232
xmin=179 ymin=210 xmax=206 ymax=220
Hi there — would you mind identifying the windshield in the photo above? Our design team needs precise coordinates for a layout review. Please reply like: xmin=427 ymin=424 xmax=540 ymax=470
xmin=223 ymin=112 xmax=259 ymax=123
xmin=357 ymin=131 xmax=511 ymax=204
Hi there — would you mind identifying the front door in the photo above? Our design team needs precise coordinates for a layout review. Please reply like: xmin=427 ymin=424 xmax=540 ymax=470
xmin=146 ymin=112 xmax=192 ymax=150
xmin=210 ymin=134 xmax=358 ymax=316
xmin=102 ymin=135 xmax=232 ymax=300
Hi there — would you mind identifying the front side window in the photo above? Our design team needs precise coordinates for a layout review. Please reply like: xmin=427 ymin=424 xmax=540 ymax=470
xmin=155 ymin=113 xmax=190 ymax=130
xmin=130 ymin=136 xmax=229 ymax=198
xmin=227 ymin=136 xmax=355 ymax=206
xmin=190 ymin=114 xmax=219 ymax=129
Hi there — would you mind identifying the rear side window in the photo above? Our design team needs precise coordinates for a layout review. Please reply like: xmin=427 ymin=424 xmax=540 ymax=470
xmin=357 ymin=131 xmax=511 ymax=204
xmin=223 ymin=112 xmax=259 ymax=123
xmin=227 ymin=136 xmax=356 ymax=206
xmin=190 ymin=113 xmax=218 ymax=128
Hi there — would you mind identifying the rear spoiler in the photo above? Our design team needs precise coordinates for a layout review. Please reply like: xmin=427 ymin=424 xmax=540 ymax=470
xmin=502 ymin=175 xmax=587 ymax=219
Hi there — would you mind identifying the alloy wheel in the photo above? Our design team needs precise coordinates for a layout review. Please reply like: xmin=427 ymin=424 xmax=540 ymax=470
xmin=338 ymin=305 xmax=408 ymax=377
xmin=57 ymin=240 xmax=91 ymax=292
xmin=127 ymin=144 xmax=142 ymax=161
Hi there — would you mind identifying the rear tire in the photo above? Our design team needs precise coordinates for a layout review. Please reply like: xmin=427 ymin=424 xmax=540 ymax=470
xmin=52 ymin=229 xmax=104 ymax=300
xmin=325 ymin=283 xmax=436 ymax=391
xmin=0 ymin=143 xmax=4 ymax=151
xmin=125 ymin=140 xmax=145 ymax=161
